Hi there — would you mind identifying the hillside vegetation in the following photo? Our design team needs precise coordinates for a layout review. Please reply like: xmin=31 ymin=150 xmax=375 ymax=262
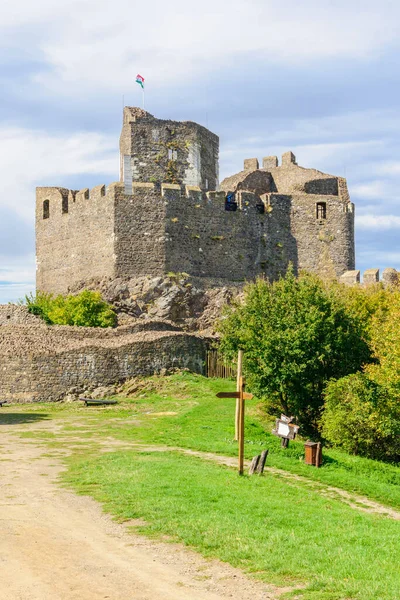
xmin=218 ymin=270 xmax=400 ymax=461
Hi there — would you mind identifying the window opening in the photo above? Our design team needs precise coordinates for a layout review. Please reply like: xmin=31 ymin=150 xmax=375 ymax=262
xmin=256 ymin=203 xmax=265 ymax=214
xmin=168 ymin=149 xmax=178 ymax=160
xmin=62 ymin=196 xmax=68 ymax=214
xmin=43 ymin=199 xmax=50 ymax=219
xmin=225 ymin=192 xmax=238 ymax=212
xmin=316 ymin=202 xmax=326 ymax=219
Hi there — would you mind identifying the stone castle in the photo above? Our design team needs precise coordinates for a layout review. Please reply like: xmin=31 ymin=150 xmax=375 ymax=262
xmin=3 ymin=107 xmax=399 ymax=404
xmin=36 ymin=107 xmax=355 ymax=294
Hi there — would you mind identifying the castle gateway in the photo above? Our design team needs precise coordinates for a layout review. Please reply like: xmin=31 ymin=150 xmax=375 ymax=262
xmin=36 ymin=107 xmax=355 ymax=294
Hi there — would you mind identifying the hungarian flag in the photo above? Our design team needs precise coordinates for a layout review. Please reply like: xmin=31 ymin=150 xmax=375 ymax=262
xmin=136 ymin=74 xmax=145 ymax=89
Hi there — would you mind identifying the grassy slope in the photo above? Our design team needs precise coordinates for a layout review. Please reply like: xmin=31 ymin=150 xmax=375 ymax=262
xmin=39 ymin=372 xmax=399 ymax=509
xmin=64 ymin=450 xmax=400 ymax=600
xmin=8 ymin=372 xmax=400 ymax=600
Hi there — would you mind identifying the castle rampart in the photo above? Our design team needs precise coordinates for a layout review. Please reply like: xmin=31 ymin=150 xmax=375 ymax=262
xmin=0 ymin=322 xmax=207 ymax=403
xmin=340 ymin=268 xmax=399 ymax=286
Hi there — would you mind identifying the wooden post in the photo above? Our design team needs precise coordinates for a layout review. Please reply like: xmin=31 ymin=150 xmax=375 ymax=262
xmin=249 ymin=454 xmax=260 ymax=475
xmin=235 ymin=350 xmax=243 ymax=441
xmin=216 ymin=378 xmax=253 ymax=476
xmin=315 ymin=442 xmax=322 ymax=468
xmin=256 ymin=449 xmax=269 ymax=474
xmin=281 ymin=437 xmax=289 ymax=449
xmin=238 ymin=376 xmax=245 ymax=475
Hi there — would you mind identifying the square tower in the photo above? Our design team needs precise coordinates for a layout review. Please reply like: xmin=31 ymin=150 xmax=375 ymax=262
xmin=119 ymin=107 xmax=219 ymax=193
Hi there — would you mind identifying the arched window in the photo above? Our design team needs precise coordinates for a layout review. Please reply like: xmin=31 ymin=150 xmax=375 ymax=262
xmin=316 ymin=202 xmax=326 ymax=219
xmin=43 ymin=199 xmax=50 ymax=219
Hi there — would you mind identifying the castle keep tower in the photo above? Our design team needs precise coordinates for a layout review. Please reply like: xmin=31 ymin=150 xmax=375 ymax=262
xmin=36 ymin=108 xmax=355 ymax=295
xmin=119 ymin=107 xmax=219 ymax=193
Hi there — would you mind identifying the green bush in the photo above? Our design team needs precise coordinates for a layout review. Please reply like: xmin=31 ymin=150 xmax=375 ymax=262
xmin=24 ymin=290 xmax=117 ymax=328
xmin=321 ymin=373 xmax=400 ymax=461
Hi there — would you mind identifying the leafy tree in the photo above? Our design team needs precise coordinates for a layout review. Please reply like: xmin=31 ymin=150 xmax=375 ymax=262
xmin=218 ymin=269 xmax=370 ymax=436
xmin=24 ymin=290 xmax=117 ymax=328
xmin=321 ymin=373 xmax=400 ymax=461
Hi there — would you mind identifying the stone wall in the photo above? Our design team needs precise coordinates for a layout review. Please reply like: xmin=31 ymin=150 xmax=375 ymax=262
xmin=0 ymin=305 xmax=42 ymax=325
xmin=289 ymin=193 xmax=354 ymax=278
xmin=0 ymin=324 xmax=207 ymax=403
xmin=163 ymin=187 xmax=288 ymax=282
xmin=36 ymin=184 xmax=115 ymax=294
xmin=114 ymin=182 xmax=167 ymax=278
xmin=37 ymin=179 xmax=355 ymax=295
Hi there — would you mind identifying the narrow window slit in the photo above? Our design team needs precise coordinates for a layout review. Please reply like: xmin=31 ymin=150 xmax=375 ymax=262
xmin=43 ymin=199 xmax=50 ymax=219
xmin=316 ymin=202 xmax=326 ymax=219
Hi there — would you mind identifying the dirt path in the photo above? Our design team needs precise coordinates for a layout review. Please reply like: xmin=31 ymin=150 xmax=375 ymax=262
xmin=0 ymin=430 xmax=281 ymax=600
xmin=69 ymin=436 xmax=400 ymax=521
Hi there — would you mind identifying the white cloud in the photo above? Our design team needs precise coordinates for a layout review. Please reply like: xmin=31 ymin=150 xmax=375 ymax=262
xmin=0 ymin=254 xmax=35 ymax=303
xmin=356 ymin=214 xmax=400 ymax=230
xmin=351 ymin=181 xmax=389 ymax=201
xmin=2 ymin=0 xmax=400 ymax=97
xmin=0 ymin=126 xmax=117 ymax=219
xmin=377 ymin=162 xmax=400 ymax=175
xmin=0 ymin=283 xmax=34 ymax=304
xmin=0 ymin=125 xmax=117 ymax=302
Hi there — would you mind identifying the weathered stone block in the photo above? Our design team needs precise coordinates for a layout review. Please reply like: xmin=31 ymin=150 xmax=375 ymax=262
xmin=339 ymin=270 xmax=360 ymax=285
xmin=382 ymin=268 xmax=398 ymax=286
xmin=263 ymin=156 xmax=278 ymax=169
xmin=282 ymin=151 xmax=297 ymax=166
xmin=363 ymin=268 xmax=379 ymax=284
xmin=244 ymin=158 xmax=259 ymax=171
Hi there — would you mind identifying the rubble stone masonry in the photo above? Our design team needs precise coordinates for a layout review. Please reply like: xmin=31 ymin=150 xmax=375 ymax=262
xmin=0 ymin=321 xmax=207 ymax=403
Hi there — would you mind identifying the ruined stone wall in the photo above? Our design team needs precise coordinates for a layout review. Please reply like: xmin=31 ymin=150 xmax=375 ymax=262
xmin=0 ymin=326 xmax=207 ymax=403
xmin=0 ymin=305 xmax=42 ymax=325
xmin=36 ymin=184 xmax=116 ymax=294
xmin=163 ymin=186 xmax=290 ymax=281
xmin=119 ymin=107 xmax=219 ymax=192
xmin=114 ymin=182 xmax=167 ymax=278
xmin=220 ymin=153 xmax=355 ymax=279
xmin=36 ymin=179 xmax=355 ymax=295
xmin=289 ymin=193 xmax=355 ymax=278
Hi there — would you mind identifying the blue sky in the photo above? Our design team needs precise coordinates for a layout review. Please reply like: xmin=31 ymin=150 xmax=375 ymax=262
xmin=1 ymin=0 xmax=400 ymax=302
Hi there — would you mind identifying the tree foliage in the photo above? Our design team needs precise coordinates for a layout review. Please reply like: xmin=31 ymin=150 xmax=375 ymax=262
xmin=321 ymin=286 xmax=400 ymax=460
xmin=24 ymin=290 xmax=117 ymax=328
xmin=321 ymin=373 xmax=400 ymax=461
xmin=218 ymin=269 xmax=370 ymax=436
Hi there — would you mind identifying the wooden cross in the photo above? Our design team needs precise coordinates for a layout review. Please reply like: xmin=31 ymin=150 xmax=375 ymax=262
xmin=216 ymin=376 xmax=253 ymax=475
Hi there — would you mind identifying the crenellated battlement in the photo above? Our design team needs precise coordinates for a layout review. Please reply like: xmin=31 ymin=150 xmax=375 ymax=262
xmin=340 ymin=268 xmax=399 ymax=286
xmin=37 ymin=181 xmax=280 ymax=222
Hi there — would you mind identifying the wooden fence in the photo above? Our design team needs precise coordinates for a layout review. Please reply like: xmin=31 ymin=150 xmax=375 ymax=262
xmin=206 ymin=351 xmax=237 ymax=379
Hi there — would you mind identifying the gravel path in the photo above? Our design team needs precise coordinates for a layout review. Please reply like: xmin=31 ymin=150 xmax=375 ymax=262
xmin=0 ymin=428 xmax=280 ymax=600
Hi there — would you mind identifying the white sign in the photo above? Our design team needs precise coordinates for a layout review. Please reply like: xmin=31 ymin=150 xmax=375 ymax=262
xmin=277 ymin=422 xmax=290 ymax=437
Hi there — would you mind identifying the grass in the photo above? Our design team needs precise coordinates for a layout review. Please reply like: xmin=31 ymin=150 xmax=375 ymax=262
xmin=4 ymin=372 xmax=400 ymax=599
xmin=63 ymin=449 xmax=400 ymax=600
xmin=15 ymin=372 xmax=400 ymax=509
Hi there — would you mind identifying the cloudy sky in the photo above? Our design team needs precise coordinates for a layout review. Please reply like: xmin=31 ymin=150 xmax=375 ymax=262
xmin=1 ymin=0 xmax=400 ymax=302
